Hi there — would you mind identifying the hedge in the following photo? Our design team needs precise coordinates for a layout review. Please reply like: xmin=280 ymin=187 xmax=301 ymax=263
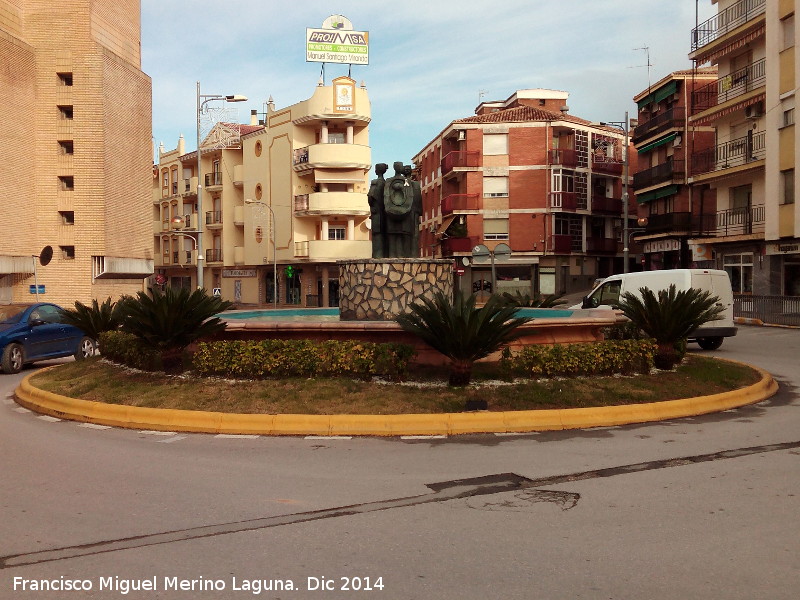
xmin=99 ymin=331 xmax=162 ymax=372
xmin=192 ymin=339 xmax=416 ymax=380
xmin=501 ymin=339 xmax=656 ymax=378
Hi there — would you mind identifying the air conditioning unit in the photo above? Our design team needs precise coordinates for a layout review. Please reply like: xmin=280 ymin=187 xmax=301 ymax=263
xmin=745 ymin=102 xmax=764 ymax=119
xmin=457 ymin=130 xmax=466 ymax=141
xmin=673 ymin=135 xmax=682 ymax=149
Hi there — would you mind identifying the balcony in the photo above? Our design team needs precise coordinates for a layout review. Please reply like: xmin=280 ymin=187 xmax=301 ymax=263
xmin=690 ymin=0 xmax=765 ymax=53
xmin=204 ymin=172 xmax=222 ymax=189
xmin=551 ymin=234 xmax=575 ymax=254
xmin=716 ymin=204 xmax=765 ymax=236
xmin=206 ymin=210 xmax=222 ymax=226
xmin=692 ymin=59 xmax=766 ymax=112
xmin=643 ymin=213 xmax=716 ymax=235
xmin=206 ymin=248 xmax=223 ymax=263
xmin=549 ymin=192 xmax=578 ymax=211
xmin=441 ymin=151 xmax=480 ymax=176
xmin=442 ymin=193 xmax=480 ymax=214
xmin=293 ymin=239 xmax=372 ymax=260
xmin=292 ymin=143 xmax=371 ymax=174
xmin=633 ymin=159 xmax=685 ymax=189
xmin=592 ymin=157 xmax=623 ymax=176
xmin=633 ymin=107 xmax=685 ymax=142
xmin=691 ymin=131 xmax=765 ymax=176
xmin=294 ymin=192 xmax=369 ymax=216
xmin=549 ymin=149 xmax=578 ymax=168
xmin=586 ymin=237 xmax=619 ymax=253
xmin=591 ymin=195 xmax=623 ymax=214
xmin=441 ymin=236 xmax=478 ymax=255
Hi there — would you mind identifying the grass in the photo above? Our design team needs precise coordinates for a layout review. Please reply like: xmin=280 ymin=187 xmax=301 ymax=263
xmin=28 ymin=355 xmax=762 ymax=415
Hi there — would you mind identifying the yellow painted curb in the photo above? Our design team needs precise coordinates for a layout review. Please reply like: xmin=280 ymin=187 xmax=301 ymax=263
xmin=14 ymin=358 xmax=778 ymax=437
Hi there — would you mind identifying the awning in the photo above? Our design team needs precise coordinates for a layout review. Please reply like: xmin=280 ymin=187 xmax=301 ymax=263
xmin=637 ymin=133 xmax=677 ymax=154
xmin=637 ymin=80 xmax=678 ymax=110
xmin=314 ymin=169 xmax=365 ymax=184
xmin=436 ymin=214 xmax=457 ymax=236
xmin=691 ymin=93 xmax=765 ymax=125
xmin=0 ymin=255 xmax=34 ymax=276
xmin=636 ymin=184 xmax=679 ymax=204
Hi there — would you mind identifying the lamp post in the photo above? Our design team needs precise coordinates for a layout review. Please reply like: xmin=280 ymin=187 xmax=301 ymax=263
xmin=600 ymin=111 xmax=636 ymax=273
xmin=196 ymin=82 xmax=247 ymax=290
xmin=245 ymin=199 xmax=278 ymax=309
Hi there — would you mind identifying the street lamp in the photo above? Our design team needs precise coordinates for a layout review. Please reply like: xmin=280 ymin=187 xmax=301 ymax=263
xmin=245 ymin=199 xmax=278 ymax=309
xmin=196 ymin=82 xmax=247 ymax=290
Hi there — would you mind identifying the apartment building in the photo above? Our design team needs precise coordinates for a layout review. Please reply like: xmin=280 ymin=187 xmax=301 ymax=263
xmin=0 ymin=0 xmax=153 ymax=305
xmin=689 ymin=0 xmax=799 ymax=296
xmin=153 ymin=77 xmax=372 ymax=306
xmin=413 ymin=89 xmax=635 ymax=297
xmin=632 ymin=68 xmax=719 ymax=270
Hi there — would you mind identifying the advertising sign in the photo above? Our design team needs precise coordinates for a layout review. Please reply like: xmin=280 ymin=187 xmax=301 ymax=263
xmin=306 ymin=15 xmax=368 ymax=65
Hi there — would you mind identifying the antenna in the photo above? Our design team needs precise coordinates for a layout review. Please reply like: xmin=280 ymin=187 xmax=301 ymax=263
xmin=632 ymin=46 xmax=652 ymax=92
xmin=478 ymin=89 xmax=488 ymax=104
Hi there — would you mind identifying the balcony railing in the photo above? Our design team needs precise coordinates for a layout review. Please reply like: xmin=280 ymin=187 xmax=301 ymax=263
xmin=441 ymin=151 xmax=480 ymax=175
xmin=206 ymin=210 xmax=222 ymax=225
xmin=549 ymin=149 xmax=579 ymax=168
xmin=591 ymin=195 xmax=623 ymax=214
xmin=643 ymin=213 xmax=716 ymax=235
xmin=633 ymin=107 xmax=685 ymax=142
xmin=442 ymin=193 xmax=479 ymax=214
xmin=691 ymin=0 xmax=765 ymax=52
xmin=592 ymin=158 xmax=623 ymax=176
xmin=551 ymin=234 xmax=576 ymax=254
xmin=293 ymin=147 xmax=309 ymax=165
xmin=716 ymin=204 xmax=765 ymax=236
xmin=549 ymin=192 xmax=578 ymax=211
xmin=633 ymin=159 xmax=684 ymax=189
xmin=441 ymin=236 xmax=478 ymax=255
xmin=205 ymin=248 xmax=222 ymax=263
xmin=294 ymin=194 xmax=309 ymax=212
xmin=586 ymin=237 xmax=619 ymax=253
xmin=204 ymin=172 xmax=222 ymax=187
xmin=691 ymin=131 xmax=765 ymax=175
xmin=692 ymin=58 xmax=766 ymax=111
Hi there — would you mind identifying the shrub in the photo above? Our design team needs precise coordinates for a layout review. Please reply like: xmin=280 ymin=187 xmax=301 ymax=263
xmin=99 ymin=331 xmax=162 ymax=372
xmin=192 ymin=340 xmax=415 ymax=380
xmin=502 ymin=339 xmax=656 ymax=378
xmin=60 ymin=297 xmax=123 ymax=340
xmin=499 ymin=291 xmax=566 ymax=308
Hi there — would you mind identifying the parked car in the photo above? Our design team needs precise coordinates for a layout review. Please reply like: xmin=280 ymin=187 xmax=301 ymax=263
xmin=0 ymin=302 xmax=96 ymax=374
xmin=571 ymin=269 xmax=737 ymax=350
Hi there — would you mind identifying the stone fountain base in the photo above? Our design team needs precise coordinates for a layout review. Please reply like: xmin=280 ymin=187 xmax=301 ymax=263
xmin=338 ymin=258 xmax=453 ymax=321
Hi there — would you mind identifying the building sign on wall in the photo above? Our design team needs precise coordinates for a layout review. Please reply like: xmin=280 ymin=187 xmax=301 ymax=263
xmin=306 ymin=15 xmax=369 ymax=65
xmin=766 ymin=242 xmax=800 ymax=255
xmin=222 ymin=269 xmax=256 ymax=278
xmin=333 ymin=77 xmax=356 ymax=113
xmin=643 ymin=238 xmax=681 ymax=254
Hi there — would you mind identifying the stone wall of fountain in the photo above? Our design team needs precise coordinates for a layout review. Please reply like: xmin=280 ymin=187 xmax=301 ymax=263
xmin=338 ymin=258 xmax=453 ymax=321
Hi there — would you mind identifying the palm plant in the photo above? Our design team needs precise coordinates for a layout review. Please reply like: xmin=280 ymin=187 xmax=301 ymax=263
xmin=617 ymin=284 xmax=724 ymax=370
xmin=60 ymin=297 xmax=123 ymax=340
xmin=117 ymin=287 xmax=233 ymax=372
xmin=499 ymin=291 xmax=566 ymax=308
xmin=396 ymin=291 xmax=532 ymax=386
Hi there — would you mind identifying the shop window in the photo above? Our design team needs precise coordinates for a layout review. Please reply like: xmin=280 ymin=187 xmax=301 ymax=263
xmin=723 ymin=253 xmax=753 ymax=293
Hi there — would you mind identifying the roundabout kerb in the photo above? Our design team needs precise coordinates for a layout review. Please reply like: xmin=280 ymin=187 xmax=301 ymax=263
xmin=13 ymin=357 xmax=778 ymax=437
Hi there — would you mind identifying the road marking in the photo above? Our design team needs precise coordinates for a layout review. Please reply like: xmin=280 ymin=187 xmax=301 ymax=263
xmin=37 ymin=415 xmax=61 ymax=423
xmin=14 ymin=407 xmax=31 ymax=414
xmin=494 ymin=432 xmax=535 ymax=437
xmin=158 ymin=435 xmax=187 ymax=444
xmin=304 ymin=436 xmax=353 ymax=440
xmin=79 ymin=423 xmax=111 ymax=430
xmin=400 ymin=435 xmax=447 ymax=440
xmin=139 ymin=430 xmax=178 ymax=436
xmin=214 ymin=434 xmax=260 ymax=439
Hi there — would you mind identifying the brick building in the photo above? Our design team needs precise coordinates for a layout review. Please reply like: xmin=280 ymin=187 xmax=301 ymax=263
xmin=413 ymin=89 xmax=636 ymax=298
xmin=0 ymin=0 xmax=153 ymax=305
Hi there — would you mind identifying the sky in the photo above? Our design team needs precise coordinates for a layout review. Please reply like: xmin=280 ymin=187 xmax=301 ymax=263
xmin=142 ymin=0 xmax=716 ymax=171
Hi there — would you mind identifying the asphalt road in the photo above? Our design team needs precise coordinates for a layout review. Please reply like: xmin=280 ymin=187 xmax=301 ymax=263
xmin=1 ymin=326 xmax=798 ymax=600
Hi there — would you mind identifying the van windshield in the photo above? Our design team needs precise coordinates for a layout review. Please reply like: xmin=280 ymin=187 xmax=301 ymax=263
xmin=588 ymin=281 xmax=622 ymax=307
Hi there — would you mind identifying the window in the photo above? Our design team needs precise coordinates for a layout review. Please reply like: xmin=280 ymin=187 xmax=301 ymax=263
xmin=483 ymin=218 xmax=509 ymax=241
xmin=57 ymin=72 xmax=73 ymax=86
xmin=783 ymin=108 xmax=795 ymax=127
xmin=483 ymin=133 xmax=509 ymax=156
xmin=782 ymin=169 xmax=795 ymax=204
xmin=59 ymin=211 xmax=75 ymax=225
xmin=782 ymin=14 xmax=795 ymax=50
xmin=328 ymin=227 xmax=346 ymax=240
xmin=57 ymin=105 xmax=73 ymax=120
xmin=552 ymin=170 xmax=575 ymax=193
xmin=58 ymin=140 xmax=74 ymax=155
xmin=58 ymin=176 xmax=74 ymax=191
xmin=60 ymin=245 xmax=75 ymax=260
xmin=327 ymin=132 xmax=345 ymax=144
xmin=483 ymin=176 xmax=509 ymax=197
xmin=723 ymin=253 xmax=753 ymax=293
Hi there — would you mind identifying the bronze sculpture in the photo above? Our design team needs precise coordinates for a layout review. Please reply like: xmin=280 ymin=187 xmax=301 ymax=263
xmin=370 ymin=161 xmax=421 ymax=258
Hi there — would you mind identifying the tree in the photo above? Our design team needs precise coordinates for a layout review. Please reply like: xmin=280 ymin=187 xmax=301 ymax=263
xmin=617 ymin=284 xmax=725 ymax=370
xmin=60 ymin=297 xmax=123 ymax=340
xmin=396 ymin=291 xmax=531 ymax=386
xmin=117 ymin=287 xmax=233 ymax=372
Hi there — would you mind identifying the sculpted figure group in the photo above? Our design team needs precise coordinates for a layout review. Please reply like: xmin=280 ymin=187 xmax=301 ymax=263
xmin=367 ymin=162 xmax=422 ymax=258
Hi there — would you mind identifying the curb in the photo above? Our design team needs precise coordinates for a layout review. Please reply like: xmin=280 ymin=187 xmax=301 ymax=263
xmin=14 ymin=359 xmax=778 ymax=437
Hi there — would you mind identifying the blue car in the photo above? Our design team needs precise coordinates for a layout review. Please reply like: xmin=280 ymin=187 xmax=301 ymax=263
xmin=0 ymin=303 xmax=96 ymax=374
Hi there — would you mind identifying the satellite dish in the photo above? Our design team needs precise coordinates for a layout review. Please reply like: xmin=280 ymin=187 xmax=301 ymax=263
xmin=493 ymin=243 xmax=512 ymax=262
xmin=471 ymin=244 xmax=490 ymax=264
xmin=39 ymin=246 xmax=53 ymax=267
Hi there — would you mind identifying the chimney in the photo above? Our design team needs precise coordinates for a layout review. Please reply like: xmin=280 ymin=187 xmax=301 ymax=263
xmin=560 ymin=105 xmax=569 ymax=114
xmin=250 ymin=109 xmax=259 ymax=126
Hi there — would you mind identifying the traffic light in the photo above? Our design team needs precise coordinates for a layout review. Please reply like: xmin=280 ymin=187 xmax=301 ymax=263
xmin=285 ymin=265 xmax=295 ymax=278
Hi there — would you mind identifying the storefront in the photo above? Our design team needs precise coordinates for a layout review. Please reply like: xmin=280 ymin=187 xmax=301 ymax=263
xmin=766 ymin=242 xmax=800 ymax=296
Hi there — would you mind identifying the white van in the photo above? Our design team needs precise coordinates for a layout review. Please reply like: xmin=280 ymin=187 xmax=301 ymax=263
xmin=574 ymin=269 xmax=737 ymax=350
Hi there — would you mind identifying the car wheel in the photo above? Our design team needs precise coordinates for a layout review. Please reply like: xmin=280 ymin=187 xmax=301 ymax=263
xmin=1 ymin=343 xmax=25 ymax=374
xmin=74 ymin=337 xmax=97 ymax=360
xmin=697 ymin=337 xmax=723 ymax=351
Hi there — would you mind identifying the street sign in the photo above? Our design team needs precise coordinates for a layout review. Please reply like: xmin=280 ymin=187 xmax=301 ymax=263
xmin=29 ymin=285 xmax=45 ymax=294
xmin=212 ymin=288 xmax=221 ymax=297
xmin=493 ymin=243 xmax=512 ymax=262
xmin=471 ymin=244 xmax=490 ymax=264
